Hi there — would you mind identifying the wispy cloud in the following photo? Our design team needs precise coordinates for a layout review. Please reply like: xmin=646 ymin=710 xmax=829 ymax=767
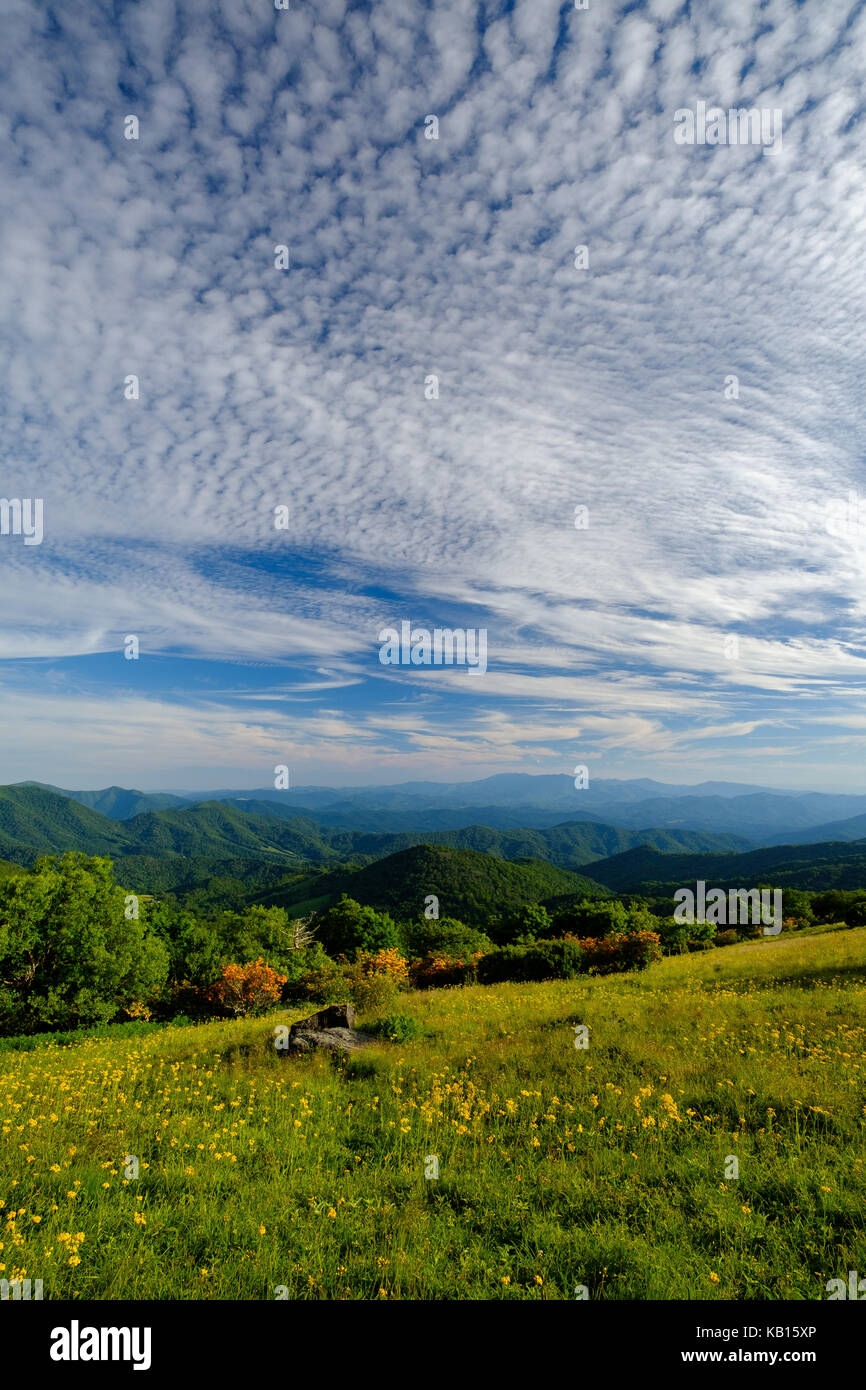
xmin=1 ymin=0 xmax=865 ymax=785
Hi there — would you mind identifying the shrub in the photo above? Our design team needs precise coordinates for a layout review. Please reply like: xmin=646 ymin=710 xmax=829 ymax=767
xmin=350 ymin=973 xmax=400 ymax=1014
xmin=476 ymin=939 xmax=584 ymax=984
xmin=314 ymin=896 xmax=401 ymax=956
xmin=736 ymin=922 xmax=764 ymax=941
xmin=331 ymin=946 xmax=411 ymax=1013
xmin=550 ymin=899 xmax=629 ymax=940
xmin=0 ymin=852 xmax=169 ymax=1035
xmin=487 ymin=903 xmax=554 ymax=945
xmin=810 ymin=890 xmax=866 ymax=925
xmin=122 ymin=1000 xmax=153 ymax=1021
xmin=160 ymin=903 xmax=308 ymax=990
xmin=364 ymin=1013 xmax=423 ymax=1043
xmin=655 ymin=916 xmax=690 ymax=955
xmin=714 ymin=928 xmax=739 ymax=948
xmin=402 ymin=917 xmax=490 ymax=958
xmin=574 ymin=930 xmax=662 ymax=975
xmin=277 ymin=941 xmax=335 ymax=993
xmin=352 ymin=947 xmax=410 ymax=987
xmin=287 ymin=959 xmax=350 ymax=1005
xmin=156 ymin=979 xmax=213 ymax=1021
xmin=205 ymin=958 xmax=288 ymax=1018
xmin=779 ymin=888 xmax=815 ymax=926
xmin=409 ymin=950 xmax=482 ymax=989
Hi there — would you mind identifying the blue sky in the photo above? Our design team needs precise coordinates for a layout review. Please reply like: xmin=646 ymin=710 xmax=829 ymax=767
xmin=1 ymin=0 xmax=866 ymax=791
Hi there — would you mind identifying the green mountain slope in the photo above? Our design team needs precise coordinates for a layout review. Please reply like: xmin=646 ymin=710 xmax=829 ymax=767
xmin=0 ymin=786 xmax=752 ymax=874
xmin=0 ymin=785 xmax=134 ymax=860
xmin=218 ymin=804 xmax=750 ymax=866
xmin=584 ymin=839 xmax=866 ymax=893
xmin=122 ymin=801 xmax=312 ymax=860
xmin=15 ymin=782 xmax=190 ymax=818
xmin=254 ymin=843 xmax=606 ymax=924
xmin=7 ymin=785 xmax=860 ymax=906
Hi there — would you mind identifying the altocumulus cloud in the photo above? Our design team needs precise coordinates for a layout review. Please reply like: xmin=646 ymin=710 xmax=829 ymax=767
xmin=1 ymin=0 xmax=865 ymax=787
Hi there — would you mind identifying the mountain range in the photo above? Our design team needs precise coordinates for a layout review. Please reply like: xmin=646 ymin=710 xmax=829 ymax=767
xmin=0 ymin=783 xmax=749 ymax=884
xmin=3 ymin=777 xmax=866 ymax=904
xmin=19 ymin=775 xmax=866 ymax=843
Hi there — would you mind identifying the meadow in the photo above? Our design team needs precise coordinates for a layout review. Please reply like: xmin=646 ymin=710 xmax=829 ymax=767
xmin=2 ymin=926 xmax=864 ymax=1300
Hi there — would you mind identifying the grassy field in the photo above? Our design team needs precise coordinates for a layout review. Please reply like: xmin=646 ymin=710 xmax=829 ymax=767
xmin=2 ymin=926 xmax=864 ymax=1300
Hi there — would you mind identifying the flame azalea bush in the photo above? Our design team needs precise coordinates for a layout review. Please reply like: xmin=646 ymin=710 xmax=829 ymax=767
xmin=352 ymin=948 xmax=410 ymax=986
xmin=346 ymin=948 xmax=409 ymax=1012
xmin=122 ymin=1001 xmax=152 ymax=1021
xmin=205 ymin=958 xmax=288 ymax=1018
xmin=410 ymin=951 xmax=483 ymax=989
xmin=570 ymin=930 xmax=662 ymax=976
xmin=290 ymin=949 xmax=411 ymax=1012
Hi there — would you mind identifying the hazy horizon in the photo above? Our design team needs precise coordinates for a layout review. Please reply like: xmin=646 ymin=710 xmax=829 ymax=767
xmin=9 ymin=771 xmax=858 ymax=798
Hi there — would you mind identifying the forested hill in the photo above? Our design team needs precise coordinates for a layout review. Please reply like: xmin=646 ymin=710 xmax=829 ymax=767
xmin=3 ymin=783 xmax=866 ymax=901
xmin=253 ymin=844 xmax=607 ymax=925
xmin=0 ymin=784 xmax=749 ymax=876
xmin=584 ymin=839 xmax=866 ymax=893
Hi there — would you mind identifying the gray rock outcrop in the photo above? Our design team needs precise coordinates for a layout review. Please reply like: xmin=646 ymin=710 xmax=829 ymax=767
xmin=285 ymin=1002 xmax=374 ymax=1055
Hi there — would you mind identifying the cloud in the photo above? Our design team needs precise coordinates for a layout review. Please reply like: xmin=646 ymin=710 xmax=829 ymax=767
xmin=0 ymin=0 xmax=864 ymax=784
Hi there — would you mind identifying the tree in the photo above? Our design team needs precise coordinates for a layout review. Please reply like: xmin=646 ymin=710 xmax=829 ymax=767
xmin=551 ymin=899 xmax=628 ymax=939
xmin=314 ymin=896 xmax=401 ymax=956
xmin=403 ymin=916 xmax=490 ymax=957
xmin=0 ymin=854 xmax=169 ymax=1034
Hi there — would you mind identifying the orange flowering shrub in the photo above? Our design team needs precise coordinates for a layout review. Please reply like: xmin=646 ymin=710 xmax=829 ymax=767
xmin=409 ymin=951 xmax=482 ymax=989
xmin=123 ymin=1000 xmax=152 ymax=1021
xmin=568 ymin=930 xmax=662 ymax=975
xmin=345 ymin=948 xmax=409 ymax=1011
xmin=352 ymin=948 xmax=410 ymax=987
xmin=206 ymin=958 xmax=288 ymax=1017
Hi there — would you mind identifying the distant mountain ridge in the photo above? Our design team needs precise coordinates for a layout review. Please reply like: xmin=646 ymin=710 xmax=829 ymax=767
xmin=18 ymin=783 xmax=190 ymax=818
xmin=3 ymin=782 xmax=866 ymax=900
xmin=18 ymin=773 xmax=866 ymax=842
xmin=0 ymin=784 xmax=751 ymax=880
xmin=584 ymin=839 xmax=866 ymax=893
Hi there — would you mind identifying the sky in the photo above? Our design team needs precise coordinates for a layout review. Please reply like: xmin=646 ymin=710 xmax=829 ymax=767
xmin=1 ymin=0 xmax=866 ymax=792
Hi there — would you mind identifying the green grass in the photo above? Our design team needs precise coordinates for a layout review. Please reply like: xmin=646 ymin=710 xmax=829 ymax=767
xmin=2 ymin=927 xmax=864 ymax=1300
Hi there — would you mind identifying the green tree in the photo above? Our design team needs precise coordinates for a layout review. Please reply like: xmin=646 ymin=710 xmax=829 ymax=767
xmin=314 ymin=896 xmax=401 ymax=957
xmin=403 ymin=916 xmax=490 ymax=957
xmin=551 ymin=899 xmax=628 ymax=939
xmin=779 ymin=888 xmax=815 ymax=925
xmin=0 ymin=853 xmax=169 ymax=1034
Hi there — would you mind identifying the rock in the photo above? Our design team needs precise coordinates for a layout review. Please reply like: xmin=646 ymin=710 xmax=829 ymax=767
xmin=285 ymin=1002 xmax=371 ymax=1055
xmin=292 ymin=1002 xmax=356 ymax=1032
xmin=287 ymin=1026 xmax=374 ymax=1055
